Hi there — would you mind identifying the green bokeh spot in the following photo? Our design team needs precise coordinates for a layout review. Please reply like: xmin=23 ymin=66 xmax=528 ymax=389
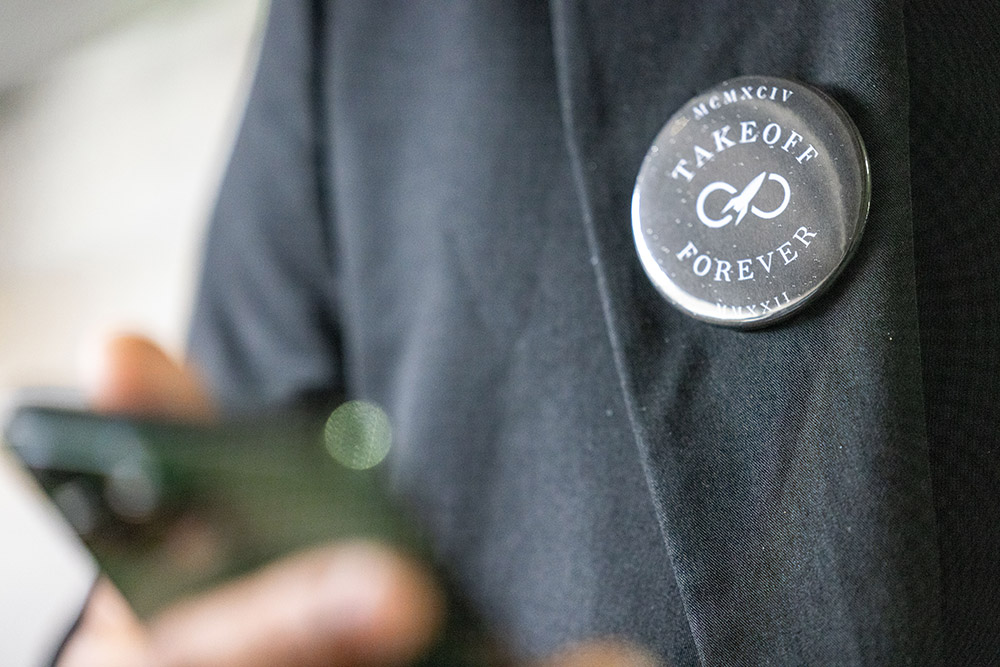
xmin=323 ymin=401 xmax=392 ymax=470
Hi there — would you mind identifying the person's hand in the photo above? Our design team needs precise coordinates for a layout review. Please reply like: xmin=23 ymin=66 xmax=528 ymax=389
xmin=59 ymin=334 xmax=659 ymax=666
xmin=58 ymin=541 xmax=446 ymax=667
xmin=85 ymin=334 xmax=216 ymax=422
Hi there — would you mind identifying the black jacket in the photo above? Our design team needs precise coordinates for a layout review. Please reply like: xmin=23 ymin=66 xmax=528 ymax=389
xmin=190 ymin=1 xmax=1000 ymax=663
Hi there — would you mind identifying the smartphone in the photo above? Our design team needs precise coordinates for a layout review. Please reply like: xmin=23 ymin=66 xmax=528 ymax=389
xmin=3 ymin=404 xmax=506 ymax=666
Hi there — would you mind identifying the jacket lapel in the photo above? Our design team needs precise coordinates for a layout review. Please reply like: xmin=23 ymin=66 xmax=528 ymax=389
xmin=549 ymin=1 xmax=941 ymax=663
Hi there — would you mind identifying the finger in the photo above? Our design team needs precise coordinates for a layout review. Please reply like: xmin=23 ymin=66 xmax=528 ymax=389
xmin=145 ymin=541 xmax=445 ymax=667
xmin=83 ymin=333 xmax=215 ymax=421
xmin=56 ymin=578 xmax=149 ymax=667
xmin=538 ymin=639 xmax=663 ymax=667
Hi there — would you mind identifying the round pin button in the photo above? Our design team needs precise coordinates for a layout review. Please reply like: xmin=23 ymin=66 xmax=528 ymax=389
xmin=632 ymin=76 xmax=870 ymax=328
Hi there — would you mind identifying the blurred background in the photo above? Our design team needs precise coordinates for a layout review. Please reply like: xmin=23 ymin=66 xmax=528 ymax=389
xmin=0 ymin=0 xmax=274 ymax=624
xmin=0 ymin=0 xmax=266 ymax=410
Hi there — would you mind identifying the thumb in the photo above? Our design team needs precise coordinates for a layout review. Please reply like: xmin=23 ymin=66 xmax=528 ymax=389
xmin=83 ymin=333 xmax=215 ymax=421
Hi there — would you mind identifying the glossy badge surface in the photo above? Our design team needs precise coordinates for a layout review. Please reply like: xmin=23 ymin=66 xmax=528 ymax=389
xmin=632 ymin=76 xmax=870 ymax=328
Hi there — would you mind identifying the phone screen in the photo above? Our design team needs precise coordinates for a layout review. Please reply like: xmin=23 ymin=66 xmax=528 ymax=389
xmin=4 ymin=405 xmax=424 ymax=617
xmin=5 ymin=405 xmax=511 ymax=666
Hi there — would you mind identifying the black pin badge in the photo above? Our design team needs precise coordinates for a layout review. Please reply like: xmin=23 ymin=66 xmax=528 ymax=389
xmin=632 ymin=76 xmax=870 ymax=328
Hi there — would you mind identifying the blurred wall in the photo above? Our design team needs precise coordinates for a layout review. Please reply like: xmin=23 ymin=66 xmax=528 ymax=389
xmin=0 ymin=0 xmax=265 ymax=404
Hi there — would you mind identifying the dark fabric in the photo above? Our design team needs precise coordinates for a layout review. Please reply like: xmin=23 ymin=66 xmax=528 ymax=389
xmin=189 ymin=0 xmax=343 ymax=413
xmin=193 ymin=1 xmax=693 ymax=660
xmin=908 ymin=2 xmax=1000 ymax=662
xmin=189 ymin=1 xmax=1000 ymax=664
xmin=549 ymin=1 xmax=939 ymax=664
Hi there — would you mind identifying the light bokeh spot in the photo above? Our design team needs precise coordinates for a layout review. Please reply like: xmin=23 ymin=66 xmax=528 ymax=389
xmin=323 ymin=401 xmax=392 ymax=470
